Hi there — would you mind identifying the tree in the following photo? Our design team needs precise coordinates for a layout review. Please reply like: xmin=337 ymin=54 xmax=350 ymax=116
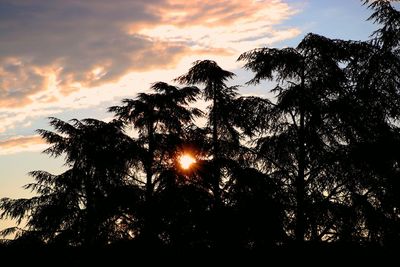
xmin=1 ymin=0 xmax=399 ymax=249
xmin=0 ymin=118 xmax=138 ymax=246
xmin=239 ymin=33 xmax=353 ymax=243
xmin=175 ymin=60 xmax=240 ymax=207
xmin=174 ymin=60 xmax=284 ymax=248
xmin=329 ymin=0 xmax=400 ymax=244
xmin=109 ymin=82 xmax=201 ymax=244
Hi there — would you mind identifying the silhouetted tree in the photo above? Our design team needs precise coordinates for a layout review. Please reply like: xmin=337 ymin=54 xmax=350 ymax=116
xmin=0 ymin=118 xmax=138 ymax=246
xmin=1 ymin=0 xmax=399 ymax=251
xmin=239 ymin=33 xmax=353 ymax=243
xmin=175 ymin=60 xmax=239 ymax=208
xmin=329 ymin=0 xmax=400 ymax=244
xmin=176 ymin=60 xmax=260 ymax=248
xmin=153 ymin=161 xmax=212 ymax=249
xmin=109 ymin=82 xmax=201 ymax=244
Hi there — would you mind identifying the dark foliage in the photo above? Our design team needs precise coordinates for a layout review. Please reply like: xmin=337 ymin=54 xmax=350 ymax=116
xmin=1 ymin=0 xmax=399 ymax=252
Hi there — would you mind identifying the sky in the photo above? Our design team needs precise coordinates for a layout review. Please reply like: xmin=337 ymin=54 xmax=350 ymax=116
xmin=0 ymin=0 xmax=387 ymax=231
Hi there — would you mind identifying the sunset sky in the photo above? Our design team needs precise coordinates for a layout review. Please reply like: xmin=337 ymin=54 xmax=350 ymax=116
xmin=0 ymin=0 xmax=384 ymax=230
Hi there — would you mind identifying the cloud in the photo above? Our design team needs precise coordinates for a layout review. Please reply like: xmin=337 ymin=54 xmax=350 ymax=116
xmin=0 ymin=0 xmax=190 ymax=107
xmin=0 ymin=0 xmax=299 ymax=104
xmin=0 ymin=58 xmax=51 ymax=108
xmin=0 ymin=135 xmax=46 ymax=156
xmin=0 ymin=0 xmax=301 ymax=144
xmin=134 ymin=0 xmax=301 ymax=80
xmin=137 ymin=0 xmax=300 ymax=53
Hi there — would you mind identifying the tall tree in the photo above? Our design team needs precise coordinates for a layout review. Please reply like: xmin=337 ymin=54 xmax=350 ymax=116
xmin=175 ymin=60 xmax=239 ymax=207
xmin=239 ymin=33 xmax=352 ymax=243
xmin=109 ymin=82 xmax=201 ymax=244
xmin=174 ymin=60 xmax=276 ymax=248
xmin=0 ymin=118 xmax=138 ymax=246
xmin=330 ymin=0 xmax=400 ymax=244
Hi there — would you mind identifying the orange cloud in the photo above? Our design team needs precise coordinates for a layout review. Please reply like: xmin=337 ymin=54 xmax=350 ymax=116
xmin=0 ymin=0 xmax=301 ymax=135
xmin=56 ymin=42 xmax=191 ymax=95
xmin=0 ymin=58 xmax=53 ymax=108
xmin=0 ymin=135 xmax=46 ymax=155
xmin=136 ymin=0 xmax=300 ymax=56
xmin=159 ymin=0 xmax=294 ymax=27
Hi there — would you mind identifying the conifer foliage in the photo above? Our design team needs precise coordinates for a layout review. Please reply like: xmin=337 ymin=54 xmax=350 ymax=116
xmin=1 ymin=0 xmax=399 ymax=249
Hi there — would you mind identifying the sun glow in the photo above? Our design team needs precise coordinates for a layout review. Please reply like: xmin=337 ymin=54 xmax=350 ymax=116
xmin=179 ymin=154 xmax=196 ymax=170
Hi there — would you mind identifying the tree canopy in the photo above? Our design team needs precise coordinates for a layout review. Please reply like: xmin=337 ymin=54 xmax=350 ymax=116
xmin=1 ymin=0 xmax=399 ymax=251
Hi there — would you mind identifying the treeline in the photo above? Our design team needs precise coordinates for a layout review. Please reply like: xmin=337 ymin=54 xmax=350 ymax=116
xmin=0 ymin=0 xmax=399 ymax=250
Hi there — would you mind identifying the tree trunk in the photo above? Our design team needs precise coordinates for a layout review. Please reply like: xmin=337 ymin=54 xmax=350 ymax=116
xmin=143 ymin=123 xmax=155 ymax=245
xmin=211 ymin=86 xmax=223 ymax=248
xmin=295 ymin=75 xmax=306 ymax=243
xmin=84 ymin=172 xmax=96 ymax=247
xmin=212 ymin=90 xmax=221 ymax=208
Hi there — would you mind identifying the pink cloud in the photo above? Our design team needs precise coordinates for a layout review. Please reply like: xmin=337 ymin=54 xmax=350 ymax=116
xmin=0 ymin=0 xmax=301 ymax=138
xmin=0 ymin=135 xmax=46 ymax=155
xmin=0 ymin=0 xmax=299 ymax=103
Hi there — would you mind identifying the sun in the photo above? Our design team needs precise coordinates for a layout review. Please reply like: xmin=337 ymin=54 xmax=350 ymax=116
xmin=179 ymin=154 xmax=196 ymax=170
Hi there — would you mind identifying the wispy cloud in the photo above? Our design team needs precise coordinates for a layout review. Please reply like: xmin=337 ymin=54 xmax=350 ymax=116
xmin=0 ymin=135 xmax=46 ymax=155
xmin=0 ymin=0 xmax=190 ymax=108
xmin=137 ymin=0 xmax=300 ymax=53
xmin=0 ymin=0 xmax=301 ymax=152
